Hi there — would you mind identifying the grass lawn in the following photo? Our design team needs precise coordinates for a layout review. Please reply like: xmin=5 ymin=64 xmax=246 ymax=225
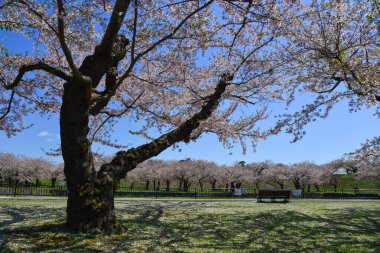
xmin=0 ymin=198 xmax=379 ymax=252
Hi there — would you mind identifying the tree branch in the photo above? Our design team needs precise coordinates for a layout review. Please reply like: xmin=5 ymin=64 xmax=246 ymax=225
xmin=3 ymin=62 xmax=72 ymax=90
xmin=116 ymin=0 xmax=214 ymax=86
xmin=0 ymin=90 xmax=15 ymax=121
xmin=90 ymin=90 xmax=144 ymax=144
xmin=16 ymin=0 xmax=59 ymax=36
xmin=98 ymin=73 xmax=233 ymax=181
xmin=228 ymin=0 xmax=253 ymax=59
xmin=56 ymin=0 xmax=88 ymax=83
xmin=130 ymin=0 xmax=138 ymax=61
xmin=90 ymin=0 xmax=214 ymax=115
xmin=98 ymin=0 xmax=131 ymax=57
xmin=314 ymin=79 xmax=342 ymax=94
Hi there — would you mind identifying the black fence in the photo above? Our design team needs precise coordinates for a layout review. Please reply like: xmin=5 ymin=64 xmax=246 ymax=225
xmin=115 ymin=187 xmax=258 ymax=198
xmin=0 ymin=185 xmax=379 ymax=199
xmin=301 ymin=188 xmax=380 ymax=199
xmin=0 ymin=185 xmax=67 ymax=196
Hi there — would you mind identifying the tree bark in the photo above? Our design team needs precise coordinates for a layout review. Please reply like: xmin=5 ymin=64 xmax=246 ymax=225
xmin=60 ymin=70 xmax=232 ymax=233
xmin=60 ymin=77 xmax=99 ymax=232
xmin=165 ymin=180 xmax=170 ymax=191
xmin=199 ymin=180 xmax=204 ymax=192
xmin=51 ymin=177 xmax=57 ymax=188
xmin=255 ymin=182 xmax=260 ymax=190
xmin=211 ymin=181 xmax=216 ymax=191
xmin=293 ymin=179 xmax=301 ymax=190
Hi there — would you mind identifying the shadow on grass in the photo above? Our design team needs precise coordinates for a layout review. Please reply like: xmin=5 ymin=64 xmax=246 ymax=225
xmin=0 ymin=201 xmax=379 ymax=252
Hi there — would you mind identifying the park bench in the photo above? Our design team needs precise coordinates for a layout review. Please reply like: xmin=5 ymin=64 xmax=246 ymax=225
xmin=257 ymin=189 xmax=291 ymax=203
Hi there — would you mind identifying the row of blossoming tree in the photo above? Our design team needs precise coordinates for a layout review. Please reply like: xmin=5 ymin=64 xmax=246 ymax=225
xmin=1 ymin=135 xmax=378 ymax=192
xmin=0 ymin=0 xmax=379 ymax=232
xmin=130 ymin=136 xmax=380 ymax=191
xmin=0 ymin=152 xmax=64 ymax=186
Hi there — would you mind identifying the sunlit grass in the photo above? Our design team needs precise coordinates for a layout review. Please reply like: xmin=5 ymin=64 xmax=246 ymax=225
xmin=0 ymin=198 xmax=379 ymax=252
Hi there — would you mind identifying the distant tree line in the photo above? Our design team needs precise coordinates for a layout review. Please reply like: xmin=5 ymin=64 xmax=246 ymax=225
xmin=0 ymin=153 xmax=64 ymax=187
xmin=126 ymin=158 xmax=377 ymax=192
xmin=125 ymin=138 xmax=379 ymax=192
xmin=0 ymin=137 xmax=378 ymax=191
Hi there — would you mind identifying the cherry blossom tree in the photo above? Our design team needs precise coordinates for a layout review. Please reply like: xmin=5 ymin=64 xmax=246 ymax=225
xmin=51 ymin=163 xmax=65 ymax=188
xmin=2 ymin=0 xmax=375 ymax=233
xmin=133 ymin=159 xmax=159 ymax=190
xmin=263 ymin=162 xmax=289 ymax=189
xmin=206 ymin=162 xmax=223 ymax=191
xmin=309 ymin=165 xmax=329 ymax=192
xmin=288 ymin=161 xmax=317 ymax=190
xmin=347 ymin=137 xmax=379 ymax=185
xmin=357 ymin=164 xmax=380 ymax=186
xmin=348 ymin=137 xmax=380 ymax=166
xmin=245 ymin=161 xmax=270 ymax=190
xmin=155 ymin=161 xmax=175 ymax=191
xmin=0 ymin=152 xmax=17 ymax=185
xmin=173 ymin=160 xmax=198 ymax=191
xmin=0 ymin=0 xmax=299 ymax=233
xmin=322 ymin=159 xmax=350 ymax=192
xmin=192 ymin=160 xmax=215 ymax=191
xmin=229 ymin=162 xmax=252 ymax=189
xmin=0 ymin=153 xmax=55 ymax=186
xmin=124 ymin=166 xmax=140 ymax=190
xmin=22 ymin=157 xmax=53 ymax=186
xmin=280 ymin=0 xmax=380 ymax=141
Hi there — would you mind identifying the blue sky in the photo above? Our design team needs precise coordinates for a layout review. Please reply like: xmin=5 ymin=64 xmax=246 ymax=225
xmin=1 ymin=101 xmax=378 ymax=165
xmin=1 ymin=30 xmax=379 ymax=166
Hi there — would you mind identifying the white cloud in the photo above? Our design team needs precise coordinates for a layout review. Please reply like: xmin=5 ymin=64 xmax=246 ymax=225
xmin=38 ymin=131 xmax=50 ymax=137
xmin=38 ymin=131 xmax=60 ymax=143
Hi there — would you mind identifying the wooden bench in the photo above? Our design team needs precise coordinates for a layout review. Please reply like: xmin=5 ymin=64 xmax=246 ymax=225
xmin=257 ymin=189 xmax=291 ymax=203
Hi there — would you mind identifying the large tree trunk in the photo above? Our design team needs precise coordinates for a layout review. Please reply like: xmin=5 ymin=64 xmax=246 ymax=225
xmin=230 ymin=182 xmax=235 ymax=192
xmin=60 ymin=78 xmax=100 ymax=232
xmin=293 ymin=179 xmax=301 ymax=190
xmin=51 ymin=177 xmax=57 ymax=188
xmin=183 ymin=180 xmax=189 ymax=192
xmin=165 ymin=180 xmax=170 ymax=191
xmin=59 ymin=67 xmax=232 ymax=233
xmin=199 ymin=180 xmax=203 ymax=192
xmin=211 ymin=181 xmax=216 ymax=191
xmin=255 ymin=182 xmax=260 ymax=190
xmin=35 ymin=178 xmax=41 ymax=187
